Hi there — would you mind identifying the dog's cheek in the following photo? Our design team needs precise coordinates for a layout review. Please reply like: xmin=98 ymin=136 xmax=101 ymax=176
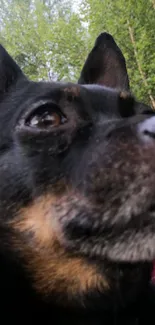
xmin=17 ymin=131 xmax=71 ymax=156
xmin=8 ymin=194 xmax=109 ymax=303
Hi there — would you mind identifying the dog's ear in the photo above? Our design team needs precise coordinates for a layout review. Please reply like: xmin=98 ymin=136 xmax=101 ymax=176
xmin=0 ymin=44 xmax=26 ymax=97
xmin=78 ymin=32 xmax=129 ymax=91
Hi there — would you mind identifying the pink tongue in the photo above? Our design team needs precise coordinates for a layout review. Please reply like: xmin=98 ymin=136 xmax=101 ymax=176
xmin=151 ymin=263 xmax=155 ymax=282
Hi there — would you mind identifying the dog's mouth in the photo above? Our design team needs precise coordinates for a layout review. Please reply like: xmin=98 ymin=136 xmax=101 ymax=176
xmin=55 ymin=191 xmax=155 ymax=265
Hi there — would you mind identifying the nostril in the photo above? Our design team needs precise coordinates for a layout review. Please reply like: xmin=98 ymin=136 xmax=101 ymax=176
xmin=138 ymin=116 xmax=155 ymax=141
xmin=143 ymin=130 xmax=155 ymax=139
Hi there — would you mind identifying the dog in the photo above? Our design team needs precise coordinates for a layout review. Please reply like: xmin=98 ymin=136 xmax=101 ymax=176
xmin=0 ymin=32 xmax=155 ymax=324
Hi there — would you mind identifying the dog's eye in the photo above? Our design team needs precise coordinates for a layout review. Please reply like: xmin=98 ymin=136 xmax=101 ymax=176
xmin=29 ymin=112 xmax=65 ymax=128
xmin=25 ymin=103 xmax=67 ymax=129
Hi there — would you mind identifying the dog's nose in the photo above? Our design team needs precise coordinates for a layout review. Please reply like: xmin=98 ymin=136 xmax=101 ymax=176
xmin=139 ymin=116 xmax=155 ymax=142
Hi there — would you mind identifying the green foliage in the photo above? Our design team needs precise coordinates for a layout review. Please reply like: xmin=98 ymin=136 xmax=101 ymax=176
xmin=0 ymin=0 xmax=155 ymax=107
xmin=0 ymin=0 xmax=88 ymax=81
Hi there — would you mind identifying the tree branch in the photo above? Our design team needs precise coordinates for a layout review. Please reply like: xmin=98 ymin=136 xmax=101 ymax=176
xmin=151 ymin=0 xmax=155 ymax=9
xmin=127 ymin=20 xmax=155 ymax=109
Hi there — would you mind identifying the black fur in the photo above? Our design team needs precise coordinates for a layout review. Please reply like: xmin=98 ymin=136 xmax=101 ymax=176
xmin=0 ymin=32 xmax=155 ymax=324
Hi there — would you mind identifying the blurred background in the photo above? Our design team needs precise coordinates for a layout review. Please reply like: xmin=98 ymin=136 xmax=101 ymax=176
xmin=0 ymin=0 xmax=155 ymax=108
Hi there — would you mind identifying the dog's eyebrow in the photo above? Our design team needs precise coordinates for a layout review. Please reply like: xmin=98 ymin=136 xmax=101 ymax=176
xmin=118 ymin=91 xmax=135 ymax=118
xmin=119 ymin=91 xmax=131 ymax=100
xmin=63 ymin=86 xmax=80 ymax=101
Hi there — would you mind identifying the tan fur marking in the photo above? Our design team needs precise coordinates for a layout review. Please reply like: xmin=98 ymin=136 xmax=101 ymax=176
xmin=10 ymin=195 xmax=108 ymax=300
xmin=119 ymin=91 xmax=131 ymax=100
xmin=64 ymin=86 xmax=80 ymax=100
xmin=14 ymin=195 xmax=57 ymax=245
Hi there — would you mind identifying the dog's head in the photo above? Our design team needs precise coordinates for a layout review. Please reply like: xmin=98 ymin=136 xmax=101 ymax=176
xmin=0 ymin=33 xmax=155 ymax=307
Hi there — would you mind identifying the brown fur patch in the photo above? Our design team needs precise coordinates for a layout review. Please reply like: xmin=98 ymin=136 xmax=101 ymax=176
xmin=119 ymin=91 xmax=131 ymax=100
xmin=63 ymin=86 xmax=80 ymax=101
xmin=10 ymin=194 xmax=108 ymax=301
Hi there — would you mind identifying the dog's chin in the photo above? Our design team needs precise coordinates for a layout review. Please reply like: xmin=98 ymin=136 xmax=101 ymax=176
xmin=63 ymin=211 xmax=155 ymax=264
xmin=78 ymin=239 xmax=155 ymax=264
xmin=106 ymin=208 xmax=155 ymax=263
xmin=107 ymin=237 xmax=155 ymax=263
xmin=79 ymin=231 xmax=155 ymax=264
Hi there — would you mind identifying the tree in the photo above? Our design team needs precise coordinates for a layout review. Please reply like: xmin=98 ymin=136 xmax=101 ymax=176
xmin=0 ymin=0 xmax=88 ymax=81
xmin=80 ymin=0 xmax=155 ymax=108
xmin=0 ymin=0 xmax=154 ymax=108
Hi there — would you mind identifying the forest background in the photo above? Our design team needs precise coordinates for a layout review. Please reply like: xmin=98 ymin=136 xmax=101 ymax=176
xmin=0 ymin=0 xmax=155 ymax=108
